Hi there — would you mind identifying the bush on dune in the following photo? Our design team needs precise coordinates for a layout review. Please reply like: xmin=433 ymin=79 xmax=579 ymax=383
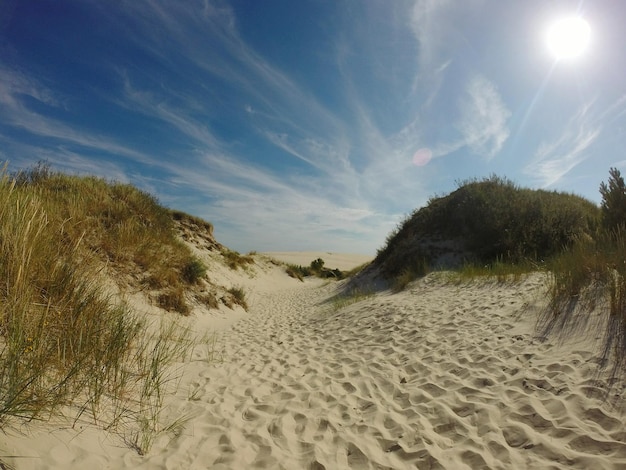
xmin=375 ymin=175 xmax=599 ymax=281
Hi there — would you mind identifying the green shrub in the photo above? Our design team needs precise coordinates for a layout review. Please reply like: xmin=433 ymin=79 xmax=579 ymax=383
xmin=182 ymin=258 xmax=207 ymax=284
xmin=310 ymin=258 xmax=325 ymax=272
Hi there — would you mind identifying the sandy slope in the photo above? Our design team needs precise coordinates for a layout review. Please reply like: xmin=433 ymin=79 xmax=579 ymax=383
xmin=2 ymin=259 xmax=625 ymax=469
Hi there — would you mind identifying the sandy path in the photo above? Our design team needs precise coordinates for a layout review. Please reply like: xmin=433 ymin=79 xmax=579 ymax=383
xmin=4 ymin=270 xmax=625 ymax=469
xmin=131 ymin=274 xmax=625 ymax=469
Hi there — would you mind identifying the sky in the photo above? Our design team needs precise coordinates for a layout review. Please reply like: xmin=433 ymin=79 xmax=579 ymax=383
xmin=1 ymin=0 xmax=626 ymax=255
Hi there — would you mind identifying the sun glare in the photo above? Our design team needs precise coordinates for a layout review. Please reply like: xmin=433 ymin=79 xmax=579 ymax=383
xmin=547 ymin=17 xmax=591 ymax=60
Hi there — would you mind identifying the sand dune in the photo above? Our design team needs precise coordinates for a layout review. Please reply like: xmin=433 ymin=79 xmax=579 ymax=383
xmin=2 ymin=256 xmax=625 ymax=469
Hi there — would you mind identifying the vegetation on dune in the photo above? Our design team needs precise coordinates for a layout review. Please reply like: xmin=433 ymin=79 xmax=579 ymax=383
xmin=0 ymin=163 xmax=224 ymax=454
xmin=540 ymin=168 xmax=626 ymax=382
xmin=328 ymin=287 xmax=375 ymax=312
xmin=11 ymin=162 xmax=210 ymax=314
xmin=225 ymin=286 xmax=248 ymax=311
xmin=376 ymin=174 xmax=599 ymax=283
xmin=285 ymin=257 xmax=346 ymax=281
xmin=222 ymin=249 xmax=255 ymax=270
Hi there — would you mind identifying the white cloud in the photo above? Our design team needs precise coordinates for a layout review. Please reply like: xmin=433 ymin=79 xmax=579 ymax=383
xmin=0 ymin=67 xmax=159 ymax=168
xmin=119 ymin=75 xmax=221 ymax=151
xmin=457 ymin=75 xmax=511 ymax=159
xmin=0 ymin=66 xmax=59 ymax=109
xmin=158 ymin=151 xmax=393 ymax=253
xmin=410 ymin=0 xmax=454 ymax=71
xmin=525 ymin=103 xmax=601 ymax=187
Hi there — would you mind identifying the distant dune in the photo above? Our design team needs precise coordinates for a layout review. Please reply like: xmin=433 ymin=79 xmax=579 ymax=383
xmin=262 ymin=251 xmax=373 ymax=271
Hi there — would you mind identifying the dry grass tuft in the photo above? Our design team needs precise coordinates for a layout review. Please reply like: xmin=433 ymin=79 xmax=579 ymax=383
xmin=225 ymin=287 xmax=248 ymax=311
xmin=222 ymin=249 xmax=255 ymax=270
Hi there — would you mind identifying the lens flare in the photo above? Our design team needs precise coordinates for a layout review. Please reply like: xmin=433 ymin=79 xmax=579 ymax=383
xmin=412 ymin=148 xmax=433 ymax=166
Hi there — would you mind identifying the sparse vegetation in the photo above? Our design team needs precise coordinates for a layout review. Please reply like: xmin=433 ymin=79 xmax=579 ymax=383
xmin=285 ymin=264 xmax=310 ymax=281
xmin=284 ymin=258 xmax=345 ymax=281
xmin=126 ymin=319 xmax=196 ymax=455
xmin=171 ymin=209 xmax=215 ymax=235
xmin=158 ymin=287 xmax=190 ymax=315
xmin=195 ymin=291 xmax=220 ymax=310
xmin=449 ymin=258 xmax=541 ymax=284
xmin=344 ymin=262 xmax=370 ymax=278
xmin=391 ymin=258 xmax=431 ymax=292
xmin=329 ymin=287 xmax=375 ymax=312
xmin=222 ymin=249 xmax=255 ymax=270
xmin=225 ymin=286 xmax=248 ymax=311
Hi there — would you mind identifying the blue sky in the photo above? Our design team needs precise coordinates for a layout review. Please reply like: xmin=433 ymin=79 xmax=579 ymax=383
xmin=1 ymin=1 xmax=626 ymax=254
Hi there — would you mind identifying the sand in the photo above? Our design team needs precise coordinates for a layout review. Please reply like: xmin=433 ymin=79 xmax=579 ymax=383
xmin=2 ymin=254 xmax=625 ymax=469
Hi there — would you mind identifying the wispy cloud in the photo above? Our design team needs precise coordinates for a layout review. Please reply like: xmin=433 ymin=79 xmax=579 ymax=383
xmin=0 ymin=66 xmax=59 ymax=108
xmin=457 ymin=75 xmax=511 ymax=159
xmin=0 ymin=66 xmax=157 ymax=167
xmin=159 ymin=151 xmax=394 ymax=252
xmin=410 ymin=0 xmax=455 ymax=72
xmin=425 ymin=74 xmax=511 ymax=161
xmin=119 ymin=74 xmax=222 ymax=152
xmin=408 ymin=2 xmax=511 ymax=161
xmin=525 ymin=102 xmax=600 ymax=187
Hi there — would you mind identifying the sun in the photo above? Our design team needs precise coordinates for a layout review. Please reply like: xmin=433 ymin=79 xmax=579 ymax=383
xmin=546 ymin=17 xmax=591 ymax=60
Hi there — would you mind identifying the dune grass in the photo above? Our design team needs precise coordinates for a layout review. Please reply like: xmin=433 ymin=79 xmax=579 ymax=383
xmin=391 ymin=258 xmax=431 ymax=292
xmin=540 ymin=230 xmax=626 ymax=381
xmin=12 ymin=162 xmax=207 ymax=314
xmin=222 ymin=249 xmax=255 ymax=270
xmin=226 ymin=286 xmax=248 ymax=311
xmin=448 ymin=258 xmax=541 ymax=284
xmin=328 ymin=287 xmax=375 ymax=312
xmin=0 ymin=164 xmax=209 ymax=454
xmin=285 ymin=264 xmax=309 ymax=281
